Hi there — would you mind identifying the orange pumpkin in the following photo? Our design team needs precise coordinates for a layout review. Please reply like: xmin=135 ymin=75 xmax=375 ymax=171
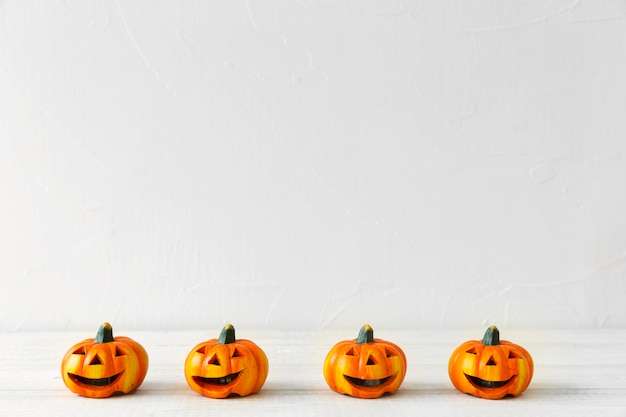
xmin=61 ymin=322 xmax=149 ymax=398
xmin=323 ymin=324 xmax=407 ymax=399
xmin=184 ymin=324 xmax=269 ymax=398
xmin=448 ymin=326 xmax=533 ymax=399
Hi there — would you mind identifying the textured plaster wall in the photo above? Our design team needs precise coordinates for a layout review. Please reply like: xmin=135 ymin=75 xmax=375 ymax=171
xmin=1 ymin=1 xmax=625 ymax=331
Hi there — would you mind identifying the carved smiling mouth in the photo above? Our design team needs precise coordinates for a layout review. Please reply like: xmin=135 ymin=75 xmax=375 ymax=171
xmin=465 ymin=374 xmax=516 ymax=389
xmin=69 ymin=372 xmax=122 ymax=387
xmin=193 ymin=371 xmax=242 ymax=387
xmin=344 ymin=374 xmax=395 ymax=388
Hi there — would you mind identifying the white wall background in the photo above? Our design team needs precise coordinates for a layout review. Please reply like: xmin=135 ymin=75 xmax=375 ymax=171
xmin=1 ymin=0 xmax=625 ymax=331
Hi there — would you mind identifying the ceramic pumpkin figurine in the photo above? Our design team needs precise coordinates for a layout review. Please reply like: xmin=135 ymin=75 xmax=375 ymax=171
xmin=61 ymin=322 xmax=149 ymax=398
xmin=448 ymin=326 xmax=533 ymax=399
xmin=323 ymin=324 xmax=407 ymax=399
xmin=184 ymin=324 xmax=269 ymax=398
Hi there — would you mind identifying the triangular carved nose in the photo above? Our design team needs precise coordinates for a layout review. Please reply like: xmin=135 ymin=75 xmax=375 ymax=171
xmin=89 ymin=354 xmax=103 ymax=365
xmin=486 ymin=355 xmax=497 ymax=366
xmin=207 ymin=354 xmax=220 ymax=366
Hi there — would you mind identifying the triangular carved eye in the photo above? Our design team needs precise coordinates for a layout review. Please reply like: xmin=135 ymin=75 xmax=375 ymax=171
xmin=486 ymin=356 xmax=497 ymax=366
xmin=385 ymin=348 xmax=396 ymax=358
xmin=466 ymin=347 xmax=477 ymax=355
xmin=196 ymin=346 xmax=207 ymax=354
xmin=345 ymin=348 xmax=357 ymax=356
xmin=508 ymin=350 xmax=521 ymax=359
xmin=115 ymin=346 xmax=127 ymax=356
xmin=207 ymin=354 xmax=220 ymax=366
xmin=73 ymin=346 xmax=86 ymax=355
xmin=89 ymin=354 xmax=103 ymax=365
xmin=232 ymin=348 xmax=243 ymax=358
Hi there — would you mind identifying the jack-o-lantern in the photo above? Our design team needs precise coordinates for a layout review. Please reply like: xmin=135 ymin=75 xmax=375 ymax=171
xmin=448 ymin=326 xmax=533 ymax=399
xmin=61 ymin=322 xmax=149 ymax=398
xmin=323 ymin=324 xmax=407 ymax=399
xmin=184 ymin=324 xmax=269 ymax=398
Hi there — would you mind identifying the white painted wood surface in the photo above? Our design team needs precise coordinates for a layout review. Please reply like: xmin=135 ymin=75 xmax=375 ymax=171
xmin=1 ymin=328 xmax=624 ymax=416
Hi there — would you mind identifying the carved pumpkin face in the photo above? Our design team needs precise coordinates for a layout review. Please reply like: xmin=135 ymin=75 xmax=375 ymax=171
xmin=448 ymin=326 xmax=533 ymax=399
xmin=61 ymin=323 xmax=149 ymax=398
xmin=184 ymin=324 xmax=269 ymax=398
xmin=323 ymin=324 xmax=407 ymax=399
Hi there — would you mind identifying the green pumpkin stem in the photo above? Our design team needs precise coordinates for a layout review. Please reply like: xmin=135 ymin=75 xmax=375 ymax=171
xmin=482 ymin=325 xmax=501 ymax=346
xmin=356 ymin=324 xmax=374 ymax=344
xmin=218 ymin=324 xmax=236 ymax=344
xmin=94 ymin=322 xmax=114 ymax=343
